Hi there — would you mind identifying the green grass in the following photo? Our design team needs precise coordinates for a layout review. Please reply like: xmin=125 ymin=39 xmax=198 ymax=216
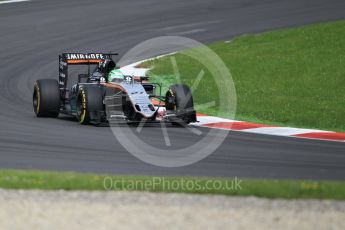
xmin=1 ymin=170 xmax=345 ymax=200
xmin=142 ymin=20 xmax=345 ymax=132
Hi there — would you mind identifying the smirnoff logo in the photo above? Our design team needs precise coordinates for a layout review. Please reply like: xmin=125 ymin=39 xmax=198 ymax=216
xmin=65 ymin=53 xmax=105 ymax=60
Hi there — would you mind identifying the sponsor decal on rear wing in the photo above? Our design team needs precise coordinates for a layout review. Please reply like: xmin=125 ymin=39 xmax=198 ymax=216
xmin=63 ymin=53 xmax=110 ymax=64
xmin=59 ymin=54 xmax=68 ymax=92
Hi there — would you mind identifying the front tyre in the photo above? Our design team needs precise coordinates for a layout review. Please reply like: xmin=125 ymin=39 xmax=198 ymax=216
xmin=33 ymin=79 xmax=60 ymax=118
xmin=165 ymin=84 xmax=197 ymax=125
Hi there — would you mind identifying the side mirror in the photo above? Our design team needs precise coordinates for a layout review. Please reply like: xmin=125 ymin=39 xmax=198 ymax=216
xmin=142 ymin=83 xmax=156 ymax=96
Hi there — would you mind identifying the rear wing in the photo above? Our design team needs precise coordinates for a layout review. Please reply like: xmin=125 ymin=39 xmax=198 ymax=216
xmin=59 ymin=53 xmax=110 ymax=88
xmin=58 ymin=52 xmax=117 ymax=99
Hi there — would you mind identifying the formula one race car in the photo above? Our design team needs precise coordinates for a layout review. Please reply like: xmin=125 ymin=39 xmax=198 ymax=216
xmin=33 ymin=53 xmax=197 ymax=125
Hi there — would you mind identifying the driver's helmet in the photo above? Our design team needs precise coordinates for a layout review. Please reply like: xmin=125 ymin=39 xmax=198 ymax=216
xmin=108 ymin=69 xmax=125 ymax=82
xmin=99 ymin=59 xmax=116 ymax=74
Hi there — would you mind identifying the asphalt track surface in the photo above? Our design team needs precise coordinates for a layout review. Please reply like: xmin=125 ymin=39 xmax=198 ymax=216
xmin=0 ymin=0 xmax=344 ymax=180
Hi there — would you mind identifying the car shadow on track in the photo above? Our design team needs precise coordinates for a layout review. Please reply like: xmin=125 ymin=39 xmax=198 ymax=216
xmin=56 ymin=115 xmax=189 ymax=129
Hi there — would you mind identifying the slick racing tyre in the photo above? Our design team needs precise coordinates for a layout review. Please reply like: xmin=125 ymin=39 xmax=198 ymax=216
xmin=33 ymin=79 xmax=60 ymax=118
xmin=76 ymin=85 xmax=103 ymax=125
xmin=165 ymin=84 xmax=196 ymax=125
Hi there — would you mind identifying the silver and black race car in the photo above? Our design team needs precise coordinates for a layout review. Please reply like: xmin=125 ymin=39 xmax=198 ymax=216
xmin=33 ymin=53 xmax=197 ymax=125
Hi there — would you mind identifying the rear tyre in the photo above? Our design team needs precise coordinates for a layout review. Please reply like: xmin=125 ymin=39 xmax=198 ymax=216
xmin=33 ymin=79 xmax=60 ymax=118
xmin=76 ymin=86 xmax=103 ymax=125
xmin=165 ymin=84 xmax=196 ymax=126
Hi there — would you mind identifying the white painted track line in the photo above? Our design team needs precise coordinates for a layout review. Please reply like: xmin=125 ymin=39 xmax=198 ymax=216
xmin=0 ymin=0 xmax=30 ymax=4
